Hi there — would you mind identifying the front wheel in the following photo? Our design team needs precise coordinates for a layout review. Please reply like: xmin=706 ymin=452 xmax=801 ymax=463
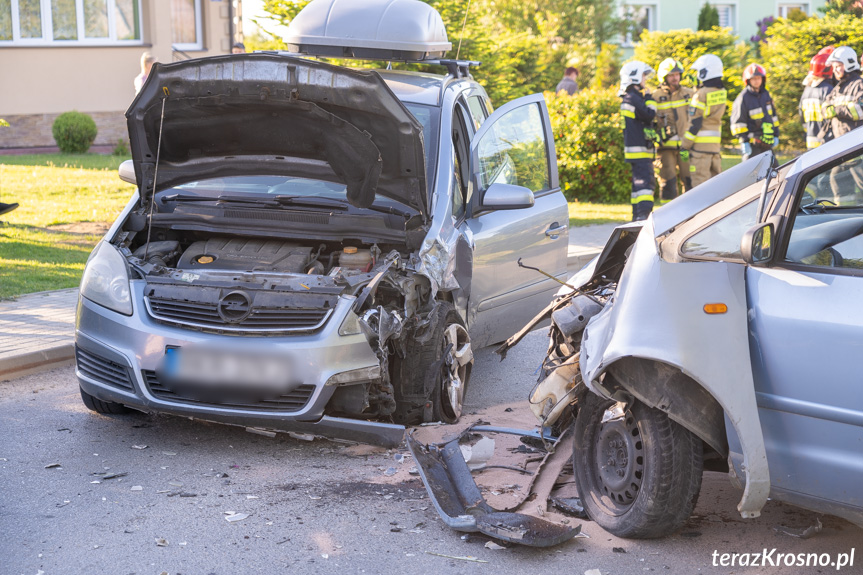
xmin=80 ymin=387 xmax=131 ymax=415
xmin=572 ymin=393 xmax=703 ymax=539
xmin=393 ymin=301 xmax=473 ymax=424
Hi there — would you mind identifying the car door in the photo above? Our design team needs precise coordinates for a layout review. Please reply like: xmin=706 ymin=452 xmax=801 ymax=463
xmin=746 ymin=147 xmax=863 ymax=514
xmin=460 ymin=93 xmax=568 ymax=348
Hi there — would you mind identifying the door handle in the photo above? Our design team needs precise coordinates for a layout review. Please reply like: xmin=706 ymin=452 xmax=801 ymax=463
xmin=545 ymin=223 xmax=567 ymax=239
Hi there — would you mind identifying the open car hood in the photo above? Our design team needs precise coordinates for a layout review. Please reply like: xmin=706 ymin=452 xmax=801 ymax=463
xmin=126 ymin=54 xmax=427 ymax=215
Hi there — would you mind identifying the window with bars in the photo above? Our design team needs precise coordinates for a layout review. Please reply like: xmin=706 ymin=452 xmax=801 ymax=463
xmin=714 ymin=4 xmax=736 ymax=31
xmin=0 ymin=0 xmax=141 ymax=44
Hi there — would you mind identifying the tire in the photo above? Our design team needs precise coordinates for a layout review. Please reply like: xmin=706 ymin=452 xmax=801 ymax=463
xmin=572 ymin=392 xmax=703 ymax=539
xmin=80 ymin=387 xmax=131 ymax=415
xmin=393 ymin=301 xmax=473 ymax=424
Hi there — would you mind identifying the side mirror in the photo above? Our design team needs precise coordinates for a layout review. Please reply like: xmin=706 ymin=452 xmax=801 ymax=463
xmin=479 ymin=182 xmax=535 ymax=211
xmin=741 ymin=222 xmax=775 ymax=265
xmin=119 ymin=159 xmax=137 ymax=185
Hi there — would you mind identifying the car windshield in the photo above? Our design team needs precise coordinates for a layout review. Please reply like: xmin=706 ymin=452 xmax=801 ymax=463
xmin=173 ymin=176 xmax=349 ymax=198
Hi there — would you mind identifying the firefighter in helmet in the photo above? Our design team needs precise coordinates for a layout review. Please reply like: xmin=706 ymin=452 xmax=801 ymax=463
xmin=822 ymin=46 xmax=863 ymax=139
xmin=652 ymin=58 xmax=695 ymax=199
xmin=799 ymin=47 xmax=836 ymax=149
xmin=619 ymin=60 xmax=658 ymax=221
xmin=730 ymin=63 xmax=779 ymax=160
xmin=681 ymin=54 xmax=726 ymax=187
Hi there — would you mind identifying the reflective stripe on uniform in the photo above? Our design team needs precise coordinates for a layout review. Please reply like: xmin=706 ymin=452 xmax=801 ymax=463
xmin=646 ymin=100 xmax=657 ymax=111
xmin=847 ymin=102 xmax=863 ymax=121
xmin=801 ymin=98 xmax=823 ymax=121
xmin=691 ymin=99 xmax=706 ymax=111
xmin=690 ymin=130 xmax=721 ymax=144
xmin=621 ymin=103 xmax=636 ymax=118
xmin=731 ymin=122 xmax=748 ymax=135
xmin=625 ymin=145 xmax=654 ymax=160
xmin=631 ymin=190 xmax=654 ymax=204
xmin=749 ymin=106 xmax=764 ymax=120
xmin=806 ymin=136 xmax=823 ymax=149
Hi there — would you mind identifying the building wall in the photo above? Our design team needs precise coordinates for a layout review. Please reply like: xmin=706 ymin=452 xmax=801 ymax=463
xmin=0 ymin=0 xmax=242 ymax=149
xmin=623 ymin=0 xmax=827 ymax=58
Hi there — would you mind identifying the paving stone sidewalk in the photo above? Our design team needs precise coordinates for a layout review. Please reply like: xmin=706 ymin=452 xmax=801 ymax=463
xmin=0 ymin=223 xmax=623 ymax=382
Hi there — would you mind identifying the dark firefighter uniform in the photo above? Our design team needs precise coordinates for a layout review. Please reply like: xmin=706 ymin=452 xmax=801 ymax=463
xmin=682 ymin=78 xmax=726 ymax=188
xmin=822 ymin=70 xmax=863 ymax=139
xmin=621 ymin=85 xmax=657 ymax=221
xmin=730 ymin=87 xmax=779 ymax=160
xmin=652 ymin=83 xmax=694 ymax=198
xmin=800 ymin=80 xmax=834 ymax=149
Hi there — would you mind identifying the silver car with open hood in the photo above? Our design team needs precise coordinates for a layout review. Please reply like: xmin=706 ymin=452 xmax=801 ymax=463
xmin=74 ymin=0 xmax=569 ymax=446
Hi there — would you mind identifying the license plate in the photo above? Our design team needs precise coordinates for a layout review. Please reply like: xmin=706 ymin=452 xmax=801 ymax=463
xmin=160 ymin=346 xmax=296 ymax=401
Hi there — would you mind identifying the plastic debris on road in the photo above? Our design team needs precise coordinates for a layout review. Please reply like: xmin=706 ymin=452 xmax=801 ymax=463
xmin=774 ymin=518 xmax=823 ymax=539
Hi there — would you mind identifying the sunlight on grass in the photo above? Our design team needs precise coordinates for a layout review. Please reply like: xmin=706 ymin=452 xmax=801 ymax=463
xmin=568 ymin=201 xmax=631 ymax=226
xmin=0 ymin=156 xmax=134 ymax=297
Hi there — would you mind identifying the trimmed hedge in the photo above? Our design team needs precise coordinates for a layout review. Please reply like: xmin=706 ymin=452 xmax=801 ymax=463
xmin=546 ymin=88 xmax=630 ymax=203
xmin=52 ymin=111 xmax=97 ymax=154
xmin=762 ymin=14 xmax=863 ymax=150
xmin=633 ymin=28 xmax=750 ymax=146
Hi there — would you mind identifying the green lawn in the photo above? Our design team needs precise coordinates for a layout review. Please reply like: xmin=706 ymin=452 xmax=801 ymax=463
xmin=0 ymin=154 xmax=134 ymax=298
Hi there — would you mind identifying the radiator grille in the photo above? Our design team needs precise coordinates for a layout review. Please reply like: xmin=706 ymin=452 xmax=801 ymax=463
xmin=145 ymin=297 xmax=331 ymax=334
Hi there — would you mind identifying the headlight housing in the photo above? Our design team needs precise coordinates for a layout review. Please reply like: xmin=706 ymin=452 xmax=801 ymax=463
xmin=80 ymin=242 xmax=133 ymax=316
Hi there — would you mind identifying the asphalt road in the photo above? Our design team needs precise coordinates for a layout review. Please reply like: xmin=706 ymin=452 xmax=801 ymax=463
xmin=1 ymin=330 xmax=860 ymax=575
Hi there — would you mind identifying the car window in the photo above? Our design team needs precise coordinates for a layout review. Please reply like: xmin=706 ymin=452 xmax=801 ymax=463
xmin=466 ymin=96 xmax=487 ymax=131
xmin=451 ymin=104 xmax=471 ymax=218
xmin=785 ymin=150 xmax=863 ymax=269
xmin=404 ymin=103 xmax=440 ymax=186
xmin=475 ymin=102 xmax=550 ymax=193
xmin=680 ymin=199 xmax=760 ymax=260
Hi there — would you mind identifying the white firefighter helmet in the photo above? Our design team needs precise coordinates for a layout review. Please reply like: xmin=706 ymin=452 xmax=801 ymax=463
xmin=619 ymin=60 xmax=654 ymax=93
xmin=690 ymin=54 xmax=723 ymax=83
xmin=826 ymin=46 xmax=860 ymax=73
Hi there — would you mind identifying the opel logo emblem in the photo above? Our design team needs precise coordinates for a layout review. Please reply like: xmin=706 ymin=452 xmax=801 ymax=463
xmin=218 ymin=290 xmax=252 ymax=323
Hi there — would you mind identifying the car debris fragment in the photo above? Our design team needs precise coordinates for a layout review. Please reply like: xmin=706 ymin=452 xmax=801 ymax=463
xmin=406 ymin=427 xmax=581 ymax=548
xmin=774 ymin=518 xmax=823 ymax=539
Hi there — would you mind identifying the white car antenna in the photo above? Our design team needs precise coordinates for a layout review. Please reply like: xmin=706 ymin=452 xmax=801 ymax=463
xmin=456 ymin=0 xmax=473 ymax=61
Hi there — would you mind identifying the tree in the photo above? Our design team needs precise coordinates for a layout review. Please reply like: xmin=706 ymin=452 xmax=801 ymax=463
xmin=698 ymin=3 xmax=720 ymax=31
xmin=819 ymin=0 xmax=863 ymax=17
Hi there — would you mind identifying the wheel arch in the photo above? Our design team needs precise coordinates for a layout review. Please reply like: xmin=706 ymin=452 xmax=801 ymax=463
xmin=598 ymin=357 xmax=728 ymax=458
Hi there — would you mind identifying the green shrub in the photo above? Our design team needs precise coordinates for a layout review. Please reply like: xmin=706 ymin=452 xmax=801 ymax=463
xmin=593 ymin=43 xmax=622 ymax=90
xmin=52 ymin=111 xmax=97 ymax=154
xmin=546 ymin=88 xmax=630 ymax=203
xmin=633 ymin=27 xmax=750 ymax=145
xmin=698 ymin=3 xmax=719 ymax=31
xmin=762 ymin=14 xmax=863 ymax=150
xmin=112 ymin=138 xmax=129 ymax=156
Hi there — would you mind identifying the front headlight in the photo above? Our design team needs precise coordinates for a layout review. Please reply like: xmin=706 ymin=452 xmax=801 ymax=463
xmin=80 ymin=242 xmax=133 ymax=316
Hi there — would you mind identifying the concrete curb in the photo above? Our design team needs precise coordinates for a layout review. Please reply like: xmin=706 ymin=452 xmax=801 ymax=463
xmin=0 ymin=343 xmax=75 ymax=382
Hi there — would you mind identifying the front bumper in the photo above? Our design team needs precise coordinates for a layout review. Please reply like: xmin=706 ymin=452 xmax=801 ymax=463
xmin=75 ymin=282 xmax=405 ymax=447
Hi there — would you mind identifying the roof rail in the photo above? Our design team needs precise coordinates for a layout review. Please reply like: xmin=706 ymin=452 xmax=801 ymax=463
xmin=426 ymin=60 xmax=481 ymax=79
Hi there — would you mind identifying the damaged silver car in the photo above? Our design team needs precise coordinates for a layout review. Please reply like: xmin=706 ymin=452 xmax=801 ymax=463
xmin=498 ymin=141 xmax=863 ymax=539
xmin=74 ymin=0 xmax=569 ymax=446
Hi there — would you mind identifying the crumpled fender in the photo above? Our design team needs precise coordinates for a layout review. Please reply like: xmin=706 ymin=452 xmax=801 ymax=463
xmin=580 ymin=218 xmax=771 ymax=519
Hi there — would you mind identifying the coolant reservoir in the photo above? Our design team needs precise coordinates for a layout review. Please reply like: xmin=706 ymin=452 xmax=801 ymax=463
xmin=339 ymin=246 xmax=373 ymax=271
